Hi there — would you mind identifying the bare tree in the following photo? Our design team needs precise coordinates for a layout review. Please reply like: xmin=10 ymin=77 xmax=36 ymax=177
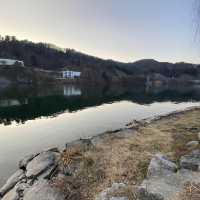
xmin=194 ymin=0 xmax=200 ymax=41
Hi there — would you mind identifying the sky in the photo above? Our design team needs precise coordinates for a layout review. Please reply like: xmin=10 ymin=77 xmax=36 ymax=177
xmin=0 ymin=0 xmax=199 ymax=63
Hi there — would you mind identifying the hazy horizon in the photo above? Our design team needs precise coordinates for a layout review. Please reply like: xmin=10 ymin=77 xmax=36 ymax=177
xmin=0 ymin=0 xmax=200 ymax=63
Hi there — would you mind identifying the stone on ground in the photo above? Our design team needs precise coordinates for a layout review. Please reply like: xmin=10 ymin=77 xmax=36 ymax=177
xmin=0 ymin=170 xmax=25 ymax=196
xmin=147 ymin=153 xmax=177 ymax=178
xmin=180 ymin=149 xmax=200 ymax=171
xmin=95 ymin=183 xmax=127 ymax=200
xmin=110 ymin=197 xmax=128 ymax=200
xmin=19 ymin=154 xmax=37 ymax=169
xmin=186 ymin=141 xmax=199 ymax=149
xmin=23 ymin=180 xmax=66 ymax=200
xmin=1 ymin=188 xmax=19 ymax=200
xmin=26 ymin=151 xmax=60 ymax=178
xmin=138 ymin=151 xmax=200 ymax=200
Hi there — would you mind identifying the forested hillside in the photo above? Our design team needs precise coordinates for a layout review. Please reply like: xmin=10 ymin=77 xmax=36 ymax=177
xmin=0 ymin=35 xmax=200 ymax=85
xmin=0 ymin=35 xmax=125 ymax=71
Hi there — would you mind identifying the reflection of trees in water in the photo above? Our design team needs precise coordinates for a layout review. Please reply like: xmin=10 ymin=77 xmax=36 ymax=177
xmin=0 ymin=84 xmax=200 ymax=125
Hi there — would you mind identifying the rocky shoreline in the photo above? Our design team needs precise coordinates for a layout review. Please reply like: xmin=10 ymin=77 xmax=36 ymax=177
xmin=1 ymin=107 xmax=200 ymax=200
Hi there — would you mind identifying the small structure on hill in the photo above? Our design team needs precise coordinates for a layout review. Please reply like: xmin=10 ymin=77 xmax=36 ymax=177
xmin=62 ymin=70 xmax=81 ymax=79
xmin=0 ymin=59 xmax=24 ymax=67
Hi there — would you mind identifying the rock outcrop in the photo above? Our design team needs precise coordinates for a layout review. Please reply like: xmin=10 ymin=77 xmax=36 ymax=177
xmin=96 ymin=151 xmax=200 ymax=200
xmin=137 ymin=151 xmax=200 ymax=200
xmin=0 ymin=170 xmax=25 ymax=197
xmin=23 ymin=180 xmax=65 ymax=200
xmin=25 ymin=151 xmax=59 ymax=178
xmin=1 ymin=134 xmax=200 ymax=200
xmin=147 ymin=153 xmax=177 ymax=177
xmin=180 ymin=149 xmax=200 ymax=171
xmin=0 ymin=149 xmax=61 ymax=200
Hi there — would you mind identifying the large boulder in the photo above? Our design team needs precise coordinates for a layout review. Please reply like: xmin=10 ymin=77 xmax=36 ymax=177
xmin=1 ymin=188 xmax=19 ymax=200
xmin=26 ymin=151 xmax=60 ymax=178
xmin=0 ymin=170 xmax=25 ymax=196
xmin=147 ymin=153 xmax=177 ymax=178
xmin=23 ymin=180 xmax=66 ymax=200
xmin=180 ymin=150 xmax=200 ymax=171
xmin=138 ymin=169 xmax=200 ymax=200
xmin=138 ymin=151 xmax=200 ymax=200
xmin=2 ymin=182 xmax=29 ymax=200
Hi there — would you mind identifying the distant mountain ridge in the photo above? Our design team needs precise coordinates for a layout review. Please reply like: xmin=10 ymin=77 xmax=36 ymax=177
xmin=0 ymin=35 xmax=200 ymax=85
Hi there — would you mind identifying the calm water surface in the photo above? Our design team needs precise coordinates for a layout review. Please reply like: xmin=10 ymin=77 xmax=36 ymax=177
xmin=0 ymin=84 xmax=200 ymax=186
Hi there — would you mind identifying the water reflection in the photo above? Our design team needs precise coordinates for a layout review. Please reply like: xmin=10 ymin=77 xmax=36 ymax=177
xmin=0 ymin=84 xmax=200 ymax=125
xmin=0 ymin=84 xmax=200 ymax=187
xmin=63 ymin=85 xmax=82 ymax=96
xmin=0 ymin=99 xmax=23 ymax=107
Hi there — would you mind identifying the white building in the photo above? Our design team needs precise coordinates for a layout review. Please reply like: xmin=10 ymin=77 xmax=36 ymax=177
xmin=0 ymin=59 xmax=24 ymax=66
xmin=62 ymin=70 xmax=81 ymax=79
xmin=63 ymin=85 xmax=82 ymax=96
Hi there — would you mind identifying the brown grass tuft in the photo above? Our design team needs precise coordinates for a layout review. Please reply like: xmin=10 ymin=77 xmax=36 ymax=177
xmin=175 ymin=182 xmax=200 ymax=200
xmin=57 ymin=108 xmax=200 ymax=199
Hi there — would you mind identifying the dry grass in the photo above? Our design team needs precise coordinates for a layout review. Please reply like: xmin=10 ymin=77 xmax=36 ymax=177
xmin=61 ymin=146 xmax=83 ymax=167
xmin=174 ymin=182 xmax=200 ymax=200
xmin=150 ymin=109 xmax=200 ymax=162
xmin=57 ymin=108 xmax=200 ymax=200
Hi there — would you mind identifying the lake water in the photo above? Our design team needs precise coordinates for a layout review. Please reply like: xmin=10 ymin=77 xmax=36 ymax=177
xmin=0 ymin=84 xmax=200 ymax=186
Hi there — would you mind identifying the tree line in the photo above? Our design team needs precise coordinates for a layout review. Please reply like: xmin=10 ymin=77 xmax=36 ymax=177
xmin=0 ymin=35 xmax=199 ymax=79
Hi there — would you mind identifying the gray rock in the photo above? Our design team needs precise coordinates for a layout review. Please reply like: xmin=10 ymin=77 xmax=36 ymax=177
xmin=19 ymin=154 xmax=37 ymax=169
xmin=26 ymin=151 xmax=60 ymax=178
xmin=1 ymin=188 xmax=19 ymax=200
xmin=23 ymin=180 xmax=66 ymax=200
xmin=0 ymin=170 xmax=25 ymax=196
xmin=96 ymin=183 xmax=126 ymax=200
xmin=2 ymin=182 xmax=30 ymax=200
xmin=138 ymin=169 xmax=200 ymax=200
xmin=147 ymin=153 xmax=177 ymax=178
xmin=44 ymin=147 xmax=59 ymax=153
xmin=137 ymin=186 xmax=164 ymax=200
xmin=37 ymin=164 xmax=57 ymax=180
xmin=66 ymin=138 xmax=93 ymax=152
xmin=180 ymin=149 xmax=200 ymax=171
xmin=112 ymin=129 xmax=136 ymax=138
xmin=15 ymin=182 xmax=30 ymax=194
xmin=91 ymin=135 xmax=106 ymax=146
xmin=137 ymin=152 xmax=200 ymax=200
xmin=198 ymin=132 xmax=200 ymax=140
xmin=186 ymin=141 xmax=199 ymax=149
xmin=110 ymin=197 xmax=128 ymax=200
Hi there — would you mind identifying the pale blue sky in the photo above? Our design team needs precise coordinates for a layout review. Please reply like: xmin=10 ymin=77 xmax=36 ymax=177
xmin=0 ymin=0 xmax=199 ymax=63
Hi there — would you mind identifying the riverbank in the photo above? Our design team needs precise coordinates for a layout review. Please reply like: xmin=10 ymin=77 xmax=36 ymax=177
xmin=1 ymin=107 xmax=200 ymax=200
